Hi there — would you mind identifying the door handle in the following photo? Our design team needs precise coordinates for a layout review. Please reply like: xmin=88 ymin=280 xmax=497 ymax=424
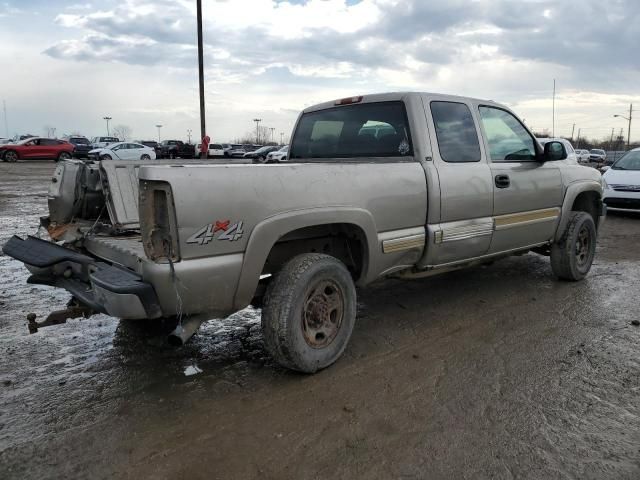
xmin=495 ymin=174 xmax=510 ymax=189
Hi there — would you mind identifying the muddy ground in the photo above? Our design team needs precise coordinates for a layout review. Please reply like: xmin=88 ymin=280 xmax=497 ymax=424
xmin=0 ymin=161 xmax=639 ymax=480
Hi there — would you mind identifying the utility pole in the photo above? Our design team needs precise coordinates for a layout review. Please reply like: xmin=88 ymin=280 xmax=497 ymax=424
xmin=187 ymin=129 xmax=192 ymax=144
xmin=614 ymin=103 xmax=634 ymax=150
xmin=196 ymin=0 xmax=207 ymax=159
xmin=2 ymin=100 xmax=8 ymax=138
xmin=570 ymin=123 xmax=575 ymax=142
xmin=156 ymin=124 xmax=163 ymax=142
xmin=610 ymin=128 xmax=615 ymax=150
xmin=103 ymin=116 xmax=112 ymax=136
xmin=627 ymin=103 xmax=632 ymax=150
xmin=576 ymin=128 xmax=581 ymax=148
xmin=552 ymin=79 xmax=556 ymax=138
xmin=280 ymin=132 xmax=284 ymax=145
xmin=270 ymin=127 xmax=275 ymax=144
xmin=253 ymin=118 xmax=262 ymax=143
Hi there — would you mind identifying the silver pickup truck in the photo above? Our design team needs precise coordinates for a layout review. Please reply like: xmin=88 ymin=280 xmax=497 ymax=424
xmin=3 ymin=92 xmax=605 ymax=372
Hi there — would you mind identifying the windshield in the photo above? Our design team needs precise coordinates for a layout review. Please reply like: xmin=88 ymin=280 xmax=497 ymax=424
xmin=70 ymin=137 xmax=90 ymax=145
xmin=290 ymin=101 xmax=413 ymax=159
xmin=612 ymin=151 xmax=640 ymax=170
xmin=590 ymin=149 xmax=605 ymax=155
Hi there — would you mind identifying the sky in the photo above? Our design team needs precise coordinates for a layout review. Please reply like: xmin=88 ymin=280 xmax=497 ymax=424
xmin=0 ymin=0 xmax=639 ymax=144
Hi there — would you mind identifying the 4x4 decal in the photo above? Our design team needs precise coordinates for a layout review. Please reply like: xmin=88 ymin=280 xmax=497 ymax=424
xmin=186 ymin=220 xmax=244 ymax=245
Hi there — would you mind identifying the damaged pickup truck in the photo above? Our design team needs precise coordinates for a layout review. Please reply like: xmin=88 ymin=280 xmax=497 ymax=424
xmin=3 ymin=92 xmax=605 ymax=372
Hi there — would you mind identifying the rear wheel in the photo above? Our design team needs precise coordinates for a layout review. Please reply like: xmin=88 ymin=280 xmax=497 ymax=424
xmin=57 ymin=151 xmax=72 ymax=162
xmin=4 ymin=150 xmax=18 ymax=162
xmin=262 ymin=253 xmax=357 ymax=373
xmin=550 ymin=211 xmax=596 ymax=281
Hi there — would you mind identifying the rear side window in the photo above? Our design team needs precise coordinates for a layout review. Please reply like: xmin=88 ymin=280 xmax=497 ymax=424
xmin=430 ymin=101 xmax=481 ymax=162
xmin=290 ymin=101 xmax=413 ymax=159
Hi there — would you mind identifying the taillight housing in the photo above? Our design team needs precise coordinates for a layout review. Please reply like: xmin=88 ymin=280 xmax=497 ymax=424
xmin=139 ymin=180 xmax=180 ymax=263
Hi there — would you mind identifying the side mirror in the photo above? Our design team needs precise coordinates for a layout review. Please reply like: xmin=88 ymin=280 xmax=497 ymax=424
xmin=543 ymin=141 xmax=567 ymax=161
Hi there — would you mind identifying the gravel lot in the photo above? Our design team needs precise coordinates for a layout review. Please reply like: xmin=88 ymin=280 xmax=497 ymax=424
xmin=1 ymin=161 xmax=639 ymax=480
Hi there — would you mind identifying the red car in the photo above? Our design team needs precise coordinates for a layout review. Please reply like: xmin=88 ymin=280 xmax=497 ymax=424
xmin=0 ymin=137 xmax=74 ymax=162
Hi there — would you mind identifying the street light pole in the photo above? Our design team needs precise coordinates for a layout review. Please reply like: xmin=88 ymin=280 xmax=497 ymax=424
xmin=187 ymin=129 xmax=193 ymax=144
xmin=196 ymin=0 xmax=207 ymax=159
xmin=253 ymin=118 xmax=262 ymax=144
xmin=280 ymin=132 xmax=284 ymax=145
xmin=103 ymin=116 xmax=112 ymax=136
xmin=270 ymin=127 xmax=275 ymax=144
xmin=156 ymin=124 xmax=163 ymax=142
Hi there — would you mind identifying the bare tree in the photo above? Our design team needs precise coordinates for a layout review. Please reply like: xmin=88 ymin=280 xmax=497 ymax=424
xmin=43 ymin=125 xmax=56 ymax=138
xmin=112 ymin=124 xmax=132 ymax=141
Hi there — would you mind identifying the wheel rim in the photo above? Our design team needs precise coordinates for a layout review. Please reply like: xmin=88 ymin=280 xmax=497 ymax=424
xmin=60 ymin=152 xmax=71 ymax=159
xmin=141 ymin=155 xmax=150 ymax=160
xmin=302 ymin=279 xmax=344 ymax=348
xmin=575 ymin=225 xmax=591 ymax=267
xmin=5 ymin=151 xmax=17 ymax=162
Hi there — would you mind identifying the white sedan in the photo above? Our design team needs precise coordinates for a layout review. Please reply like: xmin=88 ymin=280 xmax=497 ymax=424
xmin=266 ymin=145 xmax=289 ymax=162
xmin=602 ymin=147 xmax=640 ymax=212
xmin=89 ymin=142 xmax=156 ymax=161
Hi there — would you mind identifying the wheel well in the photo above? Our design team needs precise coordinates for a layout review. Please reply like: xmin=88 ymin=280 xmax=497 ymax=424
xmin=262 ymin=223 xmax=367 ymax=282
xmin=571 ymin=191 xmax=601 ymax=228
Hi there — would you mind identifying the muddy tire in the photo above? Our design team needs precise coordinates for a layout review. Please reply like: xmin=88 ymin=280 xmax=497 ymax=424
xmin=550 ymin=211 xmax=596 ymax=281
xmin=262 ymin=253 xmax=357 ymax=373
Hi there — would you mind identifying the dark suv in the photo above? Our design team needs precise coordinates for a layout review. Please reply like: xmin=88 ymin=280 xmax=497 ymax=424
xmin=63 ymin=136 xmax=92 ymax=159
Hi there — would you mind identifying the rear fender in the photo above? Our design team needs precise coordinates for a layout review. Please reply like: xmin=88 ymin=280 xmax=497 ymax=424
xmin=232 ymin=207 xmax=378 ymax=310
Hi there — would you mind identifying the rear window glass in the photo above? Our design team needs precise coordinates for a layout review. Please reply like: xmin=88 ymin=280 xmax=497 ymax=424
xmin=430 ymin=101 xmax=481 ymax=162
xmin=290 ymin=101 xmax=413 ymax=159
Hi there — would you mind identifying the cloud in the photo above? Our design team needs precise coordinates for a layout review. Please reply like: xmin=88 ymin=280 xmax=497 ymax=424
xmin=1 ymin=0 xmax=637 ymax=141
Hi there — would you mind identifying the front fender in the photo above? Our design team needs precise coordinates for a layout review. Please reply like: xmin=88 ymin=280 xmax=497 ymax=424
xmin=232 ymin=207 xmax=378 ymax=310
xmin=555 ymin=180 xmax=603 ymax=241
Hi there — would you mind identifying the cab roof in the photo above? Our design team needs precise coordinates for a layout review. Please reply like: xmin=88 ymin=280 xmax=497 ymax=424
xmin=302 ymin=92 xmax=505 ymax=114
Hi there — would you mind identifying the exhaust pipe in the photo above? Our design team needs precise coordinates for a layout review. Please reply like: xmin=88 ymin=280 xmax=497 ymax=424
xmin=168 ymin=315 xmax=207 ymax=346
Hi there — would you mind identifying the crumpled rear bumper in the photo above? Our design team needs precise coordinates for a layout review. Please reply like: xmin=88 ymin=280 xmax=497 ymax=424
xmin=2 ymin=235 xmax=162 ymax=319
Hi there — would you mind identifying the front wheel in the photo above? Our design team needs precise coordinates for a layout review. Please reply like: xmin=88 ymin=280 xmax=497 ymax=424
xmin=100 ymin=154 xmax=112 ymax=161
xmin=550 ymin=211 xmax=597 ymax=281
xmin=4 ymin=150 xmax=18 ymax=162
xmin=141 ymin=154 xmax=151 ymax=160
xmin=262 ymin=253 xmax=357 ymax=373
xmin=57 ymin=152 xmax=72 ymax=162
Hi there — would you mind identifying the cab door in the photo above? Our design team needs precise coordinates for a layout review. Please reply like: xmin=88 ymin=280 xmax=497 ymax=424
xmin=423 ymin=97 xmax=494 ymax=265
xmin=477 ymin=106 xmax=563 ymax=253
